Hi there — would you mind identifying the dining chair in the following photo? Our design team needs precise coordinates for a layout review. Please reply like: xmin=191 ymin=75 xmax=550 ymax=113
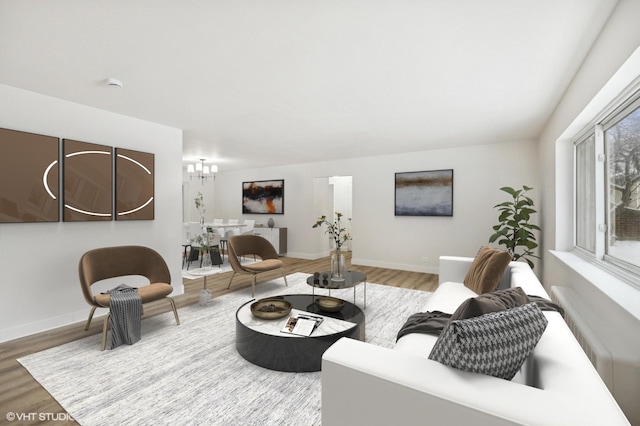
xmin=220 ymin=219 xmax=239 ymax=262
xmin=226 ymin=219 xmax=241 ymax=238
xmin=188 ymin=222 xmax=203 ymax=242
xmin=185 ymin=245 xmax=200 ymax=270
xmin=241 ymin=219 xmax=255 ymax=235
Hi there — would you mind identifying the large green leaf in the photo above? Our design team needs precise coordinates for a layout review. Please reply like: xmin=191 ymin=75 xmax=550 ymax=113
xmin=524 ymin=240 xmax=538 ymax=250
xmin=499 ymin=210 xmax=512 ymax=221
xmin=501 ymin=187 xmax=523 ymax=198
xmin=496 ymin=203 xmax=512 ymax=209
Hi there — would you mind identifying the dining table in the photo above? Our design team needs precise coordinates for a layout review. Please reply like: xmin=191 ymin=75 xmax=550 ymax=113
xmin=203 ymin=222 xmax=246 ymax=262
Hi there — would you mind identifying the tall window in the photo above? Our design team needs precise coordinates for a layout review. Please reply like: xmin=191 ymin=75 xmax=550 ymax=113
xmin=575 ymin=93 xmax=640 ymax=279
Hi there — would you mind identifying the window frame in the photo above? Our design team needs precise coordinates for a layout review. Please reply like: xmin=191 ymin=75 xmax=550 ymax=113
xmin=573 ymin=86 xmax=640 ymax=287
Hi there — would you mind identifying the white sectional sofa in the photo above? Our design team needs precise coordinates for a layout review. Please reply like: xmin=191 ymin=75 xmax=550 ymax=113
xmin=322 ymin=256 xmax=630 ymax=425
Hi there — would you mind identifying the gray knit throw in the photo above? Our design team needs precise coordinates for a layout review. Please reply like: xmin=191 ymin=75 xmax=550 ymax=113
xmin=106 ymin=284 xmax=142 ymax=349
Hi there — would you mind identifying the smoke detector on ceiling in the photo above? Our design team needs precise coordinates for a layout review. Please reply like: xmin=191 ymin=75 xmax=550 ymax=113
xmin=105 ymin=78 xmax=123 ymax=88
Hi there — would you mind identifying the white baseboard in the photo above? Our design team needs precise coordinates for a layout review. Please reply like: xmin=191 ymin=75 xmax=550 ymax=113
xmin=284 ymin=251 xmax=330 ymax=260
xmin=350 ymin=257 xmax=439 ymax=275
xmin=0 ymin=307 xmax=97 ymax=344
xmin=282 ymin=252 xmax=439 ymax=275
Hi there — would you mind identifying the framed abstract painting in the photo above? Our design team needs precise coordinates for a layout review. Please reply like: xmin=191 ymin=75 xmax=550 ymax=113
xmin=242 ymin=179 xmax=284 ymax=214
xmin=395 ymin=169 xmax=453 ymax=216
xmin=115 ymin=148 xmax=154 ymax=220
xmin=63 ymin=139 xmax=113 ymax=221
xmin=0 ymin=128 xmax=59 ymax=223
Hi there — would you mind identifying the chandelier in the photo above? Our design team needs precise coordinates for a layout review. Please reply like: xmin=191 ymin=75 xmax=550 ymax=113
xmin=187 ymin=159 xmax=217 ymax=184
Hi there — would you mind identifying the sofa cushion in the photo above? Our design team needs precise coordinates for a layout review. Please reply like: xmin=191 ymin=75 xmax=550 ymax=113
xmin=450 ymin=286 xmax=529 ymax=321
xmin=428 ymin=302 xmax=548 ymax=380
xmin=423 ymin=281 xmax=479 ymax=314
xmin=463 ymin=246 xmax=512 ymax=294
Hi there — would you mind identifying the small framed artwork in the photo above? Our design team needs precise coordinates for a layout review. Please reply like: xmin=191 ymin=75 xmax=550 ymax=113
xmin=115 ymin=148 xmax=154 ymax=220
xmin=242 ymin=179 xmax=284 ymax=214
xmin=395 ymin=169 xmax=453 ymax=216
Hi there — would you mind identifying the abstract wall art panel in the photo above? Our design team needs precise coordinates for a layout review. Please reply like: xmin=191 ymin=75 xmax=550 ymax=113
xmin=63 ymin=139 xmax=112 ymax=221
xmin=242 ymin=179 xmax=284 ymax=214
xmin=115 ymin=148 xmax=154 ymax=220
xmin=0 ymin=128 xmax=60 ymax=223
xmin=395 ymin=169 xmax=453 ymax=216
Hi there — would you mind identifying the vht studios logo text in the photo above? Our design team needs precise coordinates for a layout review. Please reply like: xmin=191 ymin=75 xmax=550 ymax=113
xmin=5 ymin=412 xmax=74 ymax=422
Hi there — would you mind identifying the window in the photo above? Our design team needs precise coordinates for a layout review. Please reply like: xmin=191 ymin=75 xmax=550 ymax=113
xmin=575 ymin=133 xmax=596 ymax=253
xmin=575 ymin=93 xmax=640 ymax=279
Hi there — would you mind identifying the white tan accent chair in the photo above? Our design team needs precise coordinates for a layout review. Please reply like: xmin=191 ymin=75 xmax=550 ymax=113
xmin=78 ymin=245 xmax=180 ymax=350
xmin=227 ymin=234 xmax=288 ymax=297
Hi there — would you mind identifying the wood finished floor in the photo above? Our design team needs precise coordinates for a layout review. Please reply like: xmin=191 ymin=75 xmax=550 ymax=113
xmin=0 ymin=253 xmax=438 ymax=425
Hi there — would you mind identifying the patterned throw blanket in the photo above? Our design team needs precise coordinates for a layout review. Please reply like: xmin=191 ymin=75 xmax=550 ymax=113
xmin=105 ymin=284 xmax=142 ymax=349
xmin=396 ymin=295 xmax=564 ymax=341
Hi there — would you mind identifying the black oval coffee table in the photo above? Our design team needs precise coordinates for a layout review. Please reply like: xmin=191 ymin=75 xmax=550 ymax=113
xmin=235 ymin=294 xmax=364 ymax=372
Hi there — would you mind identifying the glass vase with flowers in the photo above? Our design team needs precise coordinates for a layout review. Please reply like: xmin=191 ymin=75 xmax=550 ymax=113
xmin=312 ymin=212 xmax=351 ymax=281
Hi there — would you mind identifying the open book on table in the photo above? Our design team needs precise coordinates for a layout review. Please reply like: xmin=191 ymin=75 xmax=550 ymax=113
xmin=281 ymin=313 xmax=324 ymax=337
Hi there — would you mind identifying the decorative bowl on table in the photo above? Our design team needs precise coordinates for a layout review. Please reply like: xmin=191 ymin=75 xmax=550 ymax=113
xmin=315 ymin=296 xmax=345 ymax=313
xmin=250 ymin=298 xmax=292 ymax=320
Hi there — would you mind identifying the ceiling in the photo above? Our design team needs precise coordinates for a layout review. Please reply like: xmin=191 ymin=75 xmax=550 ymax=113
xmin=0 ymin=0 xmax=617 ymax=171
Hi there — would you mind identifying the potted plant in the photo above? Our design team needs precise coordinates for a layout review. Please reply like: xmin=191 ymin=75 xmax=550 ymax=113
xmin=489 ymin=185 xmax=541 ymax=268
xmin=194 ymin=230 xmax=221 ymax=268
xmin=313 ymin=212 xmax=351 ymax=280
xmin=195 ymin=192 xmax=205 ymax=225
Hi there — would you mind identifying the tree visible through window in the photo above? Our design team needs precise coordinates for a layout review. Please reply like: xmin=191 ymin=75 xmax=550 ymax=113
xmin=605 ymin=105 xmax=640 ymax=268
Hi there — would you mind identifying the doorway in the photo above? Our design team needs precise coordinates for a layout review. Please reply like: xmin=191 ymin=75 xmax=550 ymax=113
xmin=313 ymin=176 xmax=353 ymax=254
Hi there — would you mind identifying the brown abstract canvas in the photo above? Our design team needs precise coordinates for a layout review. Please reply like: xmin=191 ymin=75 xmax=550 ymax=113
xmin=0 ymin=128 xmax=59 ymax=222
xmin=115 ymin=148 xmax=154 ymax=220
xmin=63 ymin=139 xmax=112 ymax=221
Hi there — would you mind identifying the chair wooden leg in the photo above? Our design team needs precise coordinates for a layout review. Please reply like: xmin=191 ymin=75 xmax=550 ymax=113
xmin=101 ymin=313 xmax=110 ymax=351
xmin=167 ymin=297 xmax=180 ymax=325
xmin=85 ymin=306 xmax=97 ymax=330
xmin=251 ymin=275 xmax=257 ymax=298
xmin=281 ymin=269 xmax=288 ymax=287
xmin=227 ymin=272 xmax=236 ymax=289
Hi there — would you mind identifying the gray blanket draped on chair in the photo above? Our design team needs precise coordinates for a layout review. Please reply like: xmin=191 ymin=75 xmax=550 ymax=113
xmin=105 ymin=284 xmax=142 ymax=349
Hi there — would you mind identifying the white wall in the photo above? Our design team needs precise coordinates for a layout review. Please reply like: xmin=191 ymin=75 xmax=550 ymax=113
xmin=212 ymin=139 xmax=539 ymax=274
xmin=0 ymin=85 xmax=183 ymax=343
xmin=535 ymin=4 xmax=640 ymax=420
xmin=538 ymin=0 xmax=640 ymax=310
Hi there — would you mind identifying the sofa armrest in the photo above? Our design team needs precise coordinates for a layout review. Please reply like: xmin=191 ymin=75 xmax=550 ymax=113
xmin=322 ymin=338 xmax=629 ymax=426
xmin=438 ymin=256 xmax=474 ymax=285
xmin=439 ymin=255 xmax=513 ymax=290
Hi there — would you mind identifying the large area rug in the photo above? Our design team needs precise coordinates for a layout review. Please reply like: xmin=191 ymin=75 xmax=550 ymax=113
xmin=18 ymin=273 xmax=431 ymax=426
